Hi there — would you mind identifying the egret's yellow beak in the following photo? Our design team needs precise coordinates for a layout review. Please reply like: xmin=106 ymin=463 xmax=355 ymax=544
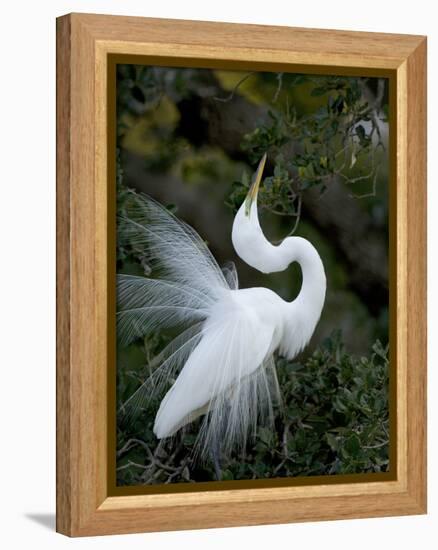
xmin=245 ymin=153 xmax=267 ymax=217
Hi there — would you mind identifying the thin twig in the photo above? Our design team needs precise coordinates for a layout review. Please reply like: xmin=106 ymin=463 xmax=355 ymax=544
xmin=347 ymin=166 xmax=379 ymax=199
xmin=213 ymin=72 xmax=256 ymax=102
xmin=363 ymin=440 xmax=388 ymax=450
xmin=270 ymin=194 xmax=302 ymax=243
xmin=272 ymin=72 xmax=284 ymax=103
xmin=117 ymin=438 xmax=138 ymax=458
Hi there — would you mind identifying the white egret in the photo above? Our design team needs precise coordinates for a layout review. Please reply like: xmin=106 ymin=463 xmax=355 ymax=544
xmin=117 ymin=153 xmax=326 ymax=476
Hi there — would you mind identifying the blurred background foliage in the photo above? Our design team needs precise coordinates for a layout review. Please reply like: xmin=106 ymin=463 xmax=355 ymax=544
xmin=116 ymin=64 xmax=390 ymax=485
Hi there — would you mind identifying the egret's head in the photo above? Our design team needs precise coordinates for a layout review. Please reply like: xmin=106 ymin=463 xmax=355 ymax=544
xmin=232 ymin=154 xmax=286 ymax=273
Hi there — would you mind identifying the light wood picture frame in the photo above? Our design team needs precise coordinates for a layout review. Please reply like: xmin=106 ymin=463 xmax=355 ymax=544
xmin=56 ymin=13 xmax=427 ymax=536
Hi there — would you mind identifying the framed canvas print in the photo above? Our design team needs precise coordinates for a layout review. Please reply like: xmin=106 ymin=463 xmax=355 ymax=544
xmin=56 ymin=13 xmax=427 ymax=536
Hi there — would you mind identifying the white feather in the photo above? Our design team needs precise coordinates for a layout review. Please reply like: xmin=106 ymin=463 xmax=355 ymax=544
xmin=153 ymin=288 xmax=282 ymax=456
xmin=117 ymin=176 xmax=326 ymax=461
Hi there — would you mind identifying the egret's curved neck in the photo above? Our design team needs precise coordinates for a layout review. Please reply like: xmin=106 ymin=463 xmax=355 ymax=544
xmin=232 ymin=200 xmax=326 ymax=316
xmin=278 ymin=237 xmax=326 ymax=315
xmin=231 ymin=157 xmax=326 ymax=342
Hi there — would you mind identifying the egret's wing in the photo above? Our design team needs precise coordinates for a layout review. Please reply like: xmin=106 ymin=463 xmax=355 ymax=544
xmin=117 ymin=192 xmax=236 ymax=426
xmin=117 ymin=275 xmax=210 ymax=346
xmin=118 ymin=191 xmax=231 ymax=301
xmin=153 ymin=296 xmax=280 ymax=457
xmin=119 ymin=322 xmax=204 ymax=425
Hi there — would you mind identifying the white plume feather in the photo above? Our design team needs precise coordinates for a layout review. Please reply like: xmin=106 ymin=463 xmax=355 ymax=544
xmin=117 ymin=192 xmax=281 ymax=460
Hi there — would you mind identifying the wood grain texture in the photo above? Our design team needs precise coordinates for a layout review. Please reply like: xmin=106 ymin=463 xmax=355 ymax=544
xmin=406 ymin=38 xmax=427 ymax=509
xmin=76 ymin=12 xmax=422 ymax=68
xmin=56 ymin=13 xmax=427 ymax=536
xmin=56 ymin=14 xmax=72 ymax=536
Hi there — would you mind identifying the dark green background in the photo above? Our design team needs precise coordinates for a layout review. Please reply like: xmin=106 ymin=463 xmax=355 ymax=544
xmin=115 ymin=65 xmax=390 ymax=485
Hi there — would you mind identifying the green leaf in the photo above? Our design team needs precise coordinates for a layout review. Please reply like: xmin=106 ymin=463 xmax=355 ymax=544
xmin=326 ymin=433 xmax=339 ymax=451
xmin=344 ymin=434 xmax=361 ymax=457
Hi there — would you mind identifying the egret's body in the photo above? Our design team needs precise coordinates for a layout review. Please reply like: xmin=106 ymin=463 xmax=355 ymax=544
xmin=117 ymin=154 xmax=326 ymax=464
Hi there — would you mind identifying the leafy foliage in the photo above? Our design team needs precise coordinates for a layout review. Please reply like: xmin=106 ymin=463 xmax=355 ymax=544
xmin=227 ymin=74 xmax=387 ymax=227
xmin=116 ymin=181 xmax=389 ymax=484
xmin=115 ymin=66 xmax=390 ymax=486
xmin=116 ymin=329 xmax=389 ymax=485
xmin=117 ymin=67 xmax=388 ymax=231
